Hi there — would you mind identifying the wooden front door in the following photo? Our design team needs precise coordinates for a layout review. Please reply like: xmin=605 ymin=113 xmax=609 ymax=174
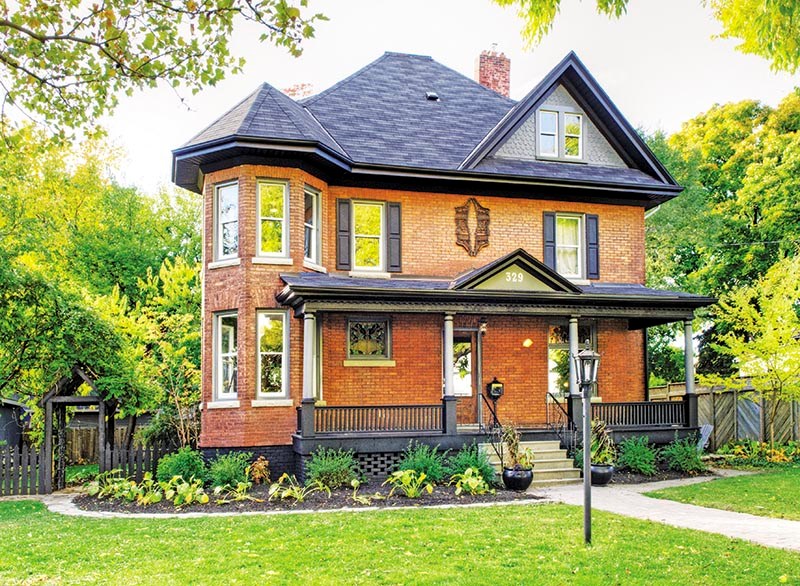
xmin=452 ymin=331 xmax=480 ymax=425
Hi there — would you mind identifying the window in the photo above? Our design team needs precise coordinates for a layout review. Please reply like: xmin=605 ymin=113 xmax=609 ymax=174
xmin=304 ymin=187 xmax=321 ymax=264
xmin=215 ymin=183 xmax=239 ymax=260
xmin=214 ymin=312 xmax=238 ymax=399
xmin=564 ymin=113 xmax=583 ymax=158
xmin=547 ymin=322 xmax=595 ymax=398
xmin=537 ymin=109 xmax=583 ymax=160
xmin=538 ymin=110 xmax=558 ymax=157
xmin=353 ymin=202 xmax=384 ymax=270
xmin=556 ymin=215 xmax=583 ymax=278
xmin=257 ymin=311 xmax=288 ymax=398
xmin=348 ymin=318 xmax=390 ymax=359
xmin=257 ymin=180 xmax=288 ymax=257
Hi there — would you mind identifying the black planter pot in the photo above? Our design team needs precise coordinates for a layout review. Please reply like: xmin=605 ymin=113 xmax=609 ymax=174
xmin=502 ymin=467 xmax=533 ymax=491
xmin=590 ymin=464 xmax=614 ymax=486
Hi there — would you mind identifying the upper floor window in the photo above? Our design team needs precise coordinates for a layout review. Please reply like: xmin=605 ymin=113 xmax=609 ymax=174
xmin=353 ymin=201 xmax=384 ymax=271
xmin=257 ymin=311 xmax=289 ymax=398
xmin=304 ymin=187 xmax=321 ymax=265
xmin=214 ymin=312 xmax=238 ymax=400
xmin=537 ymin=109 xmax=583 ymax=161
xmin=257 ymin=180 xmax=289 ymax=257
xmin=214 ymin=183 xmax=239 ymax=260
xmin=555 ymin=214 xmax=583 ymax=278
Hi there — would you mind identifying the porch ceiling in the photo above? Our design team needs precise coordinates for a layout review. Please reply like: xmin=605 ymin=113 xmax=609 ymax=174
xmin=277 ymin=273 xmax=716 ymax=329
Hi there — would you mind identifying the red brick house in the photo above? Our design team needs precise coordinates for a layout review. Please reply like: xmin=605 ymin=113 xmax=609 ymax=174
xmin=172 ymin=50 xmax=714 ymax=477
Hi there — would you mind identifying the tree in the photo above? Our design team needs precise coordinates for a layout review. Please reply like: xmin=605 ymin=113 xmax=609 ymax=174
xmin=493 ymin=0 xmax=800 ymax=72
xmin=702 ymin=255 xmax=800 ymax=447
xmin=0 ymin=0 xmax=325 ymax=135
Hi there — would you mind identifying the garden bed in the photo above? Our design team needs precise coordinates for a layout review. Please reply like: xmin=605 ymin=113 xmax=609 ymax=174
xmin=609 ymin=465 xmax=714 ymax=485
xmin=73 ymin=483 xmax=543 ymax=515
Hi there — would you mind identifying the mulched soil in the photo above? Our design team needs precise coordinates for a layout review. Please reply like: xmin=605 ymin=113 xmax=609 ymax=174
xmin=73 ymin=483 xmax=543 ymax=515
xmin=610 ymin=465 xmax=714 ymax=485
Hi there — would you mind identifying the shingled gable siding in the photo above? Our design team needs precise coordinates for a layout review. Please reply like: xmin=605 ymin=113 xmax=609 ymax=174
xmin=201 ymin=165 xmax=328 ymax=448
xmin=325 ymin=186 xmax=644 ymax=284
xmin=496 ymin=85 xmax=628 ymax=167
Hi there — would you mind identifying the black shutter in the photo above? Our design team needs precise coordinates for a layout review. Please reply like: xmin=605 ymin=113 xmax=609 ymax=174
xmin=387 ymin=202 xmax=402 ymax=272
xmin=336 ymin=199 xmax=352 ymax=270
xmin=543 ymin=212 xmax=556 ymax=270
xmin=586 ymin=214 xmax=599 ymax=280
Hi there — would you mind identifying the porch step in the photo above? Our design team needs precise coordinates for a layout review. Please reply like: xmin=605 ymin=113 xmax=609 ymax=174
xmin=479 ymin=440 xmax=581 ymax=485
xmin=530 ymin=477 xmax=582 ymax=488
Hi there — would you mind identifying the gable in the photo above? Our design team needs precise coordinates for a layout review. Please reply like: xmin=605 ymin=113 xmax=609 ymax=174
xmin=471 ymin=261 xmax=563 ymax=291
xmin=495 ymin=84 xmax=627 ymax=168
xmin=452 ymin=248 xmax=581 ymax=293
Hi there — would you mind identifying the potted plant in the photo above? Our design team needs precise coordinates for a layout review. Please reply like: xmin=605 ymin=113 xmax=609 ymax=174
xmin=588 ymin=419 xmax=615 ymax=486
xmin=500 ymin=424 xmax=534 ymax=491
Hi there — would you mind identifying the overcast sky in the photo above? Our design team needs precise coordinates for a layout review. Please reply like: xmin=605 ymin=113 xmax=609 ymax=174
xmin=103 ymin=0 xmax=799 ymax=192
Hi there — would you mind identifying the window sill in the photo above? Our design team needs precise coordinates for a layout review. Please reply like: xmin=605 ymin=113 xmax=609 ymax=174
xmin=252 ymin=257 xmax=293 ymax=266
xmin=252 ymin=399 xmax=294 ymax=408
xmin=348 ymin=271 xmax=391 ymax=279
xmin=535 ymin=154 xmax=588 ymax=164
xmin=303 ymin=260 xmax=327 ymax=273
xmin=343 ymin=359 xmax=396 ymax=367
xmin=568 ymin=278 xmax=591 ymax=286
xmin=208 ymin=258 xmax=241 ymax=269
xmin=206 ymin=400 xmax=240 ymax=409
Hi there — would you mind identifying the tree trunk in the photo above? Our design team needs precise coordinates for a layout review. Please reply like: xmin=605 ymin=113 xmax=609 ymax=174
xmin=124 ymin=414 xmax=137 ymax=451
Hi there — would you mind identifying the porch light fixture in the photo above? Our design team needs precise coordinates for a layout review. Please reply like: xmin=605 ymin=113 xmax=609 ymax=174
xmin=572 ymin=341 xmax=600 ymax=545
xmin=522 ymin=338 xmax=533 ymax=348
xmin=479 ymin=318 xmax=487 ymax=335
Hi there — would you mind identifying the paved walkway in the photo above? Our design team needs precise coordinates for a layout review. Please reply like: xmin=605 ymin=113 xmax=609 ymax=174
xmin=540 ymin=471 xmax=800 ymax=553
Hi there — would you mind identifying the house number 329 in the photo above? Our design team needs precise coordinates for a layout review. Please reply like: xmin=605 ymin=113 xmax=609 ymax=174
xmin=505 ymin=271 xmax=524 ymax=283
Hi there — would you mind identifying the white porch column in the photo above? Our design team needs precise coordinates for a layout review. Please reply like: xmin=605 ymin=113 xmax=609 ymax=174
xmin=568 ymin=317 xmax=579 ymax=397
xmin=302 ymin=312 xmax=317 ymax=401
xmin=443 ymin=314 xmax=455 ymax=397
xmin=684 ymin=319 xmax=695 ymax=395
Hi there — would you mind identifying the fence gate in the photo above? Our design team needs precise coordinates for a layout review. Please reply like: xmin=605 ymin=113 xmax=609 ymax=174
xmin=0 ymin=444 xmax=47 ymax=496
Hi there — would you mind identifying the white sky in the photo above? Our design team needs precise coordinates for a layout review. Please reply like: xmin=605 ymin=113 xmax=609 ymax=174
xmin=102 ymin=0 xmax=799 ymax=192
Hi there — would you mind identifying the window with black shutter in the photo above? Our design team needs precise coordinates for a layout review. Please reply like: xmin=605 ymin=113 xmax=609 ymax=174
xmin=543 ymin=212 xmax=599 ymax=280
xmin=336 ymin=199 xmax=402 ymax=273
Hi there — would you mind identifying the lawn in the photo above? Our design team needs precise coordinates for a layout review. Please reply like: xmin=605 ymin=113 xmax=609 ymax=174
xmin=66 ymin=464 xmax=98 ymax=484
xmin=646 ymin=467 xmax=800 ymax=521
xmin=0 ymin=501 xmax=798 ymax=585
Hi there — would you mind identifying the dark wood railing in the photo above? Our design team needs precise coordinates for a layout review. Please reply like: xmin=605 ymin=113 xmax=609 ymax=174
xmin=592 ymin=401 xmax=686 ymax=428
xmin=314 ymin=405 xmax=443 ymax=434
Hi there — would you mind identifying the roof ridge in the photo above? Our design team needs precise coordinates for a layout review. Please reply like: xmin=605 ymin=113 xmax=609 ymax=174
xmin=302 ymin=52 xmax=391 ymax=106
xmin=432 ymin=57 xmax=516 ymax=105
xmin=302 ymin=106 xmax=350 ymax=158
xmin=262 ymin=86 xmax=320 ymax=143
xmin=181 ymin=84 xmax=264 ymax=147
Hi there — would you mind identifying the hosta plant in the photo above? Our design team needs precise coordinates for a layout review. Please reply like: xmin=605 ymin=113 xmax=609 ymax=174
xmin=382 ymin=469 xmax=434 ymax=498
xmin=213 ymin=481 xmax=264 ymax=504
xmin=450 ymin=467 xmax=495 ymax=496
xmin=268 ymin=473 xmax=330 ymax=504
xmin=349 ymin=479 xmax=385 ymax=506
xmin=161 ymin=476 xmax=209 ymax=506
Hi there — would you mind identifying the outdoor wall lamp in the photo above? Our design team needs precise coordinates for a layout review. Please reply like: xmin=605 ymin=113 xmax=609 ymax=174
xmin=572 ymin=341 xmax=600 ymax=545
xmin=478 ymin=318 xmax=487 ymax=335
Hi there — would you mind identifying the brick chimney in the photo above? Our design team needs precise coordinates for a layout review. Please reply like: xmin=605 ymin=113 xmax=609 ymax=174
xmin=475 ymin=46 xmax=510 ymax=97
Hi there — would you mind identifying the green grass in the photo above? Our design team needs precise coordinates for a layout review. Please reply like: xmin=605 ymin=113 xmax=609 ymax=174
xmin=647 ymin=467 xmax=800 ymax=521
xmin=65 ymin=464 xmax=99 ymax=484
xmin=0 ymin=501 xmax=798 ymax=585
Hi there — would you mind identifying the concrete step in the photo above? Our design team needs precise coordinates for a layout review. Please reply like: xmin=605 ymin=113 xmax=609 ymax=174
xmin=530 ymin=477 xmax=582 ymax=488
xmin=486 ymin=449 xmax=569 ymax=463
xmin=529 ymin=467 xmax=582 ymax=481
xmin=481 ymin=440 xmax=580 ymax=484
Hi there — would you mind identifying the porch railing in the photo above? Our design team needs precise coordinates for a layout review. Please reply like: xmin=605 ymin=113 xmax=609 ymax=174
xmin=314 ymin=405 xmax=444 ymax=434
xmin=592 ymin=401 xmax=686 ymax=428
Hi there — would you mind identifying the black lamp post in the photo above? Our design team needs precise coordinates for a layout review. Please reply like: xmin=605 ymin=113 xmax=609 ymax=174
xmin=573 ymin=343 xmax=600 ymax=545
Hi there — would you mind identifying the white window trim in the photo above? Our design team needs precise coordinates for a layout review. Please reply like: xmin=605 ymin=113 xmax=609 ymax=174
xmin=303 ymin=186 xmax=321 ymax=265
xmin=214 ymin=182 xmax=239 ymax=261
xmin=352 ymin=201 xmax=385 ymax=272
xmin=538 ymin=110 xmax=559 ymax=157
xmin=555 ymin=214 xmax=584 ymax=279
xmin=256 ymin=310 xmax=290 ymax=399
xmin=256 ymin=179 xmax=290 ymax=258
xmin=564 ymin=113 xmax=583 ymax=159
xmin=213 ymin=311 xmax=238 ymax=401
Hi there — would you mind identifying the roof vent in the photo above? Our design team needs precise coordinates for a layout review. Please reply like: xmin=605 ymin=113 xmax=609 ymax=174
xmin=425 ymin=91 xmax=440 ymax=101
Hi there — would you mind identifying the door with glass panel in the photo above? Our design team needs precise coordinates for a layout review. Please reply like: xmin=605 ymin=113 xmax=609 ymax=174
xmin=451 ymin=332 xmax=480 ymax=426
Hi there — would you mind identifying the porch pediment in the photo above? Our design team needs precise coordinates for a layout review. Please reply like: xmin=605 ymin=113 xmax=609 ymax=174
xmin=450 ymin=249 xmax=581 ymax=293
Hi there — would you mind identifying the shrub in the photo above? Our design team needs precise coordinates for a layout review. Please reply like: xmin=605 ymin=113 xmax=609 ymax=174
xmin=660 ymin=437 xmax=707 ymax=474
xmin=305 ymin=448 xmax=361 ymax=489
xmin=446 ymin=444 xmax=496 ymax=486
xmin=717 ymin=440 xmax=800 ymax=467
xmin=617 ymin=436 xmax=658 ymax=476
xmin=247 ymin=456 xmax=271 ymax=485
xmin=208 ymin=451 xmax=253 ymax=488
xmin=156 ymin=447 xmax=207 ymax=483
xmin=396 ymin=442 xmax=448 ymax=484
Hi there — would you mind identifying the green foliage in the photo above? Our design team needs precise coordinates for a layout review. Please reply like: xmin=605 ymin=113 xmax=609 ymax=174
xmin=161 ymin=475 xmax=209 ymax=506
xmin=494 ymin=0 xmax=800 ymax=72
xmin=156 ymin=447 xmax=207 ymax=484
xmin=396 ymin=442 xmax=448 ymax=484
xmin=660 ymin=437 xmax=707 ymax=474
xmin=716 ymin=440 xmax=800 ymax=467
xmin=647 ymin=324 xmax=685 ymax=384
xmin=0 ymin=2 xmax=326 ymax=135
xmin=213 ymin=481 xmax=263 ymax=504
xmin=349 ymin=479 xmax=385 ymax=506
xmin=382 ymin=470 xmax=434 ymax=499
xmin=268 ymin=473 xmax=330 ymax=504
xmin=135 ymin=473 xmax=165 ymax=506
xmin=207 ymin=451 xmax=252 ymax=489
xmin=617 ymin=436 xmax=658 ymax=476
xmin=589 ymin=420 xmax=616 ymax=466
xmin=449 ymin=467 xmax=495 ymax=496
xmin=86 ymin=470 xmax=135 ymax=500
xmin=305 ymin=448 xmax=361 ymax=490
xmin=446 ymin=444 xmax=496 ymax=486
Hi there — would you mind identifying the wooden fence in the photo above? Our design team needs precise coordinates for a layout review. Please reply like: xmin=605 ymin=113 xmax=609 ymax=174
xmin=65 ymin=427 xmax=130 ymax=464
xmin=650 ymin=383 xmax=800 ymax=450
xmin=101 ymin=444 xmax=166 ymax=483
xmin=0 ymin=445 xmax=47 ymax=496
